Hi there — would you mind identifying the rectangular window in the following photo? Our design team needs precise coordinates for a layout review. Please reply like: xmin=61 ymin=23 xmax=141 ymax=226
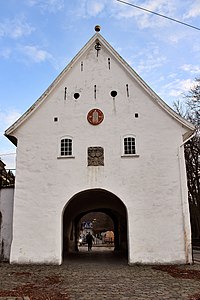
xmin=124 ymin=137 xmax=136 ymax=155
xmin=61 ymin=138 xmax=72 ymax=156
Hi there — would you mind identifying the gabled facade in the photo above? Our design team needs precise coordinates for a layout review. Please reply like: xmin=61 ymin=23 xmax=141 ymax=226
xmin=5 ymin=28 xmax=194 ymax=265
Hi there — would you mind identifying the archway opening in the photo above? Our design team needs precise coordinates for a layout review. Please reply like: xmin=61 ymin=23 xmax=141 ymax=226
xmin=62 ymin=189 xmax=128 ymax=261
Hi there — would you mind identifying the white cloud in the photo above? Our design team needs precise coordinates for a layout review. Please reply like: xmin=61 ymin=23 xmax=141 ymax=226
xmin=168 ymin=73 xmax=177 ymax=79
xmin=193 ymin=43 xmax=200 ymax=52
xmin=184 ymin=1 xmax=200 ymax=19
xmin=0 ymin=154 xmax=16 ymax=170
xmin=0 ymin=109 xmax=21 ymax=131
xmin=0 ymin=16 xmax=34 ymax=39
xmin=87 ymin=1 xmax=105 ymax=16
xmin=136 ymin=55 xmax=166 ymax=73
xmin=163 ymin=78 xmax=196 ymax=98
xmin=181 ymin=64 xmax=200 ymax=74
xmin=166 ymin=31 xmax=186 ymax=44
xmin=0 ymin=108 xmax=19 ymax=168
xmin=0 ymin=48 xmax=12 ymax=59
xmin=27 ymin=0 xmax=37 ymax=5
xmin=0 ymin=109 xmax=20 ymax=169
xmin=19 ymin=45 xmax=53 ymax=63
xmin=76 ymin=0 xmax=107 ymax=17
xmin=179 ymin=78 xmax=197 ymax=91
xmin=27 ymin=0 xmax=65 ymax=13
xmin=130 ymin=44 xmax=166 ymax=74
xmin=113 ymin=0 xmax=176 ymax=29
xmin=0 ymin=108 xmax=21 ymax=164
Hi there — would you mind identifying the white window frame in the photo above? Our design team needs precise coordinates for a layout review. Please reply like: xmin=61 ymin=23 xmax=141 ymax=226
xmin=57 ymin=136 xmax=75 ymax=159
xmin=121 ymin=134 xmax=139 ymax=158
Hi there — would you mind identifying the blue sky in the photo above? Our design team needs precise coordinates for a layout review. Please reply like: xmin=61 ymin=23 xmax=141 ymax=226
xmin=0 ymin=0 xmax=200 ymax=168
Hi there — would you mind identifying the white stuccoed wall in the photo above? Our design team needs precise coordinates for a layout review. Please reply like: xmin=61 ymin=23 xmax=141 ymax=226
xmin=9 ymin=37 xmax=192 ymax=264
xmin=0 ymin=188 xmax=14 ymax=261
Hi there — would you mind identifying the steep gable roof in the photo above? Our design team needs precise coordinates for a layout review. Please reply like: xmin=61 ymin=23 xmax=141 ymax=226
xmin=5 ymin=32 xmax=194 ymax=145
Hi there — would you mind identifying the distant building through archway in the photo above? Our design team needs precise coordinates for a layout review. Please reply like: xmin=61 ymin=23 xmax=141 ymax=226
xmin=78 ymin=211 xmax=114 ymax=247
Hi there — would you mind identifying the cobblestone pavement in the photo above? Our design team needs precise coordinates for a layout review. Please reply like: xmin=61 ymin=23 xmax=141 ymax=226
xmin=0 ymin=248 xmax=200 ymax=300
xmin=193 ymin=250 xmax=200 ymax=264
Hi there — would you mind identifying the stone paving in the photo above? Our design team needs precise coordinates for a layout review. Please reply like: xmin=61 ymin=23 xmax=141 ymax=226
xmin=0 ymin=298 xmax=30 ymax=300
xmin=0 ymin=248 xmax=200 ymax=299
xmin=193 ymin=250 xmax=200 ymax=264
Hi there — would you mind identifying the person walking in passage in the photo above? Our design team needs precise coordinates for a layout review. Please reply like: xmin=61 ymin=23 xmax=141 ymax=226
xmin=86 ymin=232 xmax=94 ymax=251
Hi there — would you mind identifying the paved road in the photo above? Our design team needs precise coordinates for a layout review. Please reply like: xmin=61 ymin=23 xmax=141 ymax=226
xmin=0 ymin=249 xmax=200 ymax=299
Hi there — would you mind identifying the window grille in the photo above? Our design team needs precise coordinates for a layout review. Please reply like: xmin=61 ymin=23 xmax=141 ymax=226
xmin=61 ymin=138 xmax=72 ymax=156
xmin=124 ymin=137 xmax=136 ymax=155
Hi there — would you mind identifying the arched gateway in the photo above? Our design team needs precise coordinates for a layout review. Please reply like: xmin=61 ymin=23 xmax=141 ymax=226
xmin=62 ymin=189 xmax=128 ymax=260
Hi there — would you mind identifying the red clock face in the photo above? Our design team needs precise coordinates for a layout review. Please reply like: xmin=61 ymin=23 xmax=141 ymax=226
xmin=87 ymin=109 xmax=104 ymax=125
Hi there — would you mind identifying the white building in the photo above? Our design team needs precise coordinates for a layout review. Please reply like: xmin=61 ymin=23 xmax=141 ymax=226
xmin=0 ymin=160 xmax=14 ymax=261
xmin=5 ymin=27 xmax=194 ymax=265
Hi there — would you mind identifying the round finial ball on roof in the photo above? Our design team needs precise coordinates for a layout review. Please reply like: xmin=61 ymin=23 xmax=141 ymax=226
xmin=95 ymin=25 xmax=101 ymax=32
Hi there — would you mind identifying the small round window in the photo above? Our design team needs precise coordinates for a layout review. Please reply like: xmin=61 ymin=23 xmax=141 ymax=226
xmin=110 ymin=90 xmax=117 ymax=97
xmin=74 ymin=93 xmax=80 ymax=99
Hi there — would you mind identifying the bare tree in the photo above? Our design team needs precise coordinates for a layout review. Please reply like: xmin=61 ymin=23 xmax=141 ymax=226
xmin=174 ymin=78 xmax=200 ymax=241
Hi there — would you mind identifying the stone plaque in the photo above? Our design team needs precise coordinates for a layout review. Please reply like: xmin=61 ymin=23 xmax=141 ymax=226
xmin=88 ymin=147 xmax=104 ymax=166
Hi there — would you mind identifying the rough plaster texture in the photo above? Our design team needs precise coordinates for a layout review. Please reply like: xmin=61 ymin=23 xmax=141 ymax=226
xmin=7 ymin=34 xmax=192 ymax=265
xmin=0 ymin=187 xmax=14 ymax=260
